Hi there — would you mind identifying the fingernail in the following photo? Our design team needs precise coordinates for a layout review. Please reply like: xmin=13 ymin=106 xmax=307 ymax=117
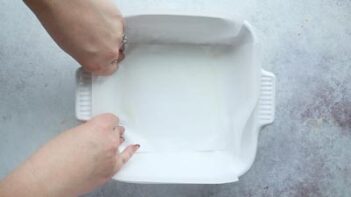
xmin=135 ymin=144 xmax=140 ymax=149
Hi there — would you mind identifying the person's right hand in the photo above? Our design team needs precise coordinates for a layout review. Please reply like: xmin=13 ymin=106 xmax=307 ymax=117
xmin=0 ymin=114 xmax=139 ymax=197
xmin=25 ymin=0 xmax=125 ymax=75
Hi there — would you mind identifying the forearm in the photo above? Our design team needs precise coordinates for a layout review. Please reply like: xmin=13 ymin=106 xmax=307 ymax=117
xmin=0 ymin=159 xmax=48 ymax=197
xmin=0 ymin=142 xmax=80 ymax=197
xmin=0 ymin=160 xmax=80 ymax=197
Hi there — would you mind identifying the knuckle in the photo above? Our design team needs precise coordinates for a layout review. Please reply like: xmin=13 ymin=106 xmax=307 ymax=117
xmin=106 ymin=47 xmax=120 ymax=61
xmin=91 ymin=113 xmax=119 ymax=130
xmin=82 ymin=58 xmax=112 ymax=75
xmin=82 ymin=61 xmax=100 ymax=73
xmin=81 ymin=46 xmax=120 ymax=75
xmin=118 ymin=126 xmax=125 ymax=132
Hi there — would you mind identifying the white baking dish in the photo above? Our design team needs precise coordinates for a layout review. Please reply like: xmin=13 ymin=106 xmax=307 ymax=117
xmin=76 ymin=13 xmax=275 ymax=184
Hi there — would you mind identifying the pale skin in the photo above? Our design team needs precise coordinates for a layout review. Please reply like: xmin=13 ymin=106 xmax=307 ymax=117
xmin=0 ymin=0 xmax=137 ymax=196
xmin=25 ymin=0 xmax=125 ymax=75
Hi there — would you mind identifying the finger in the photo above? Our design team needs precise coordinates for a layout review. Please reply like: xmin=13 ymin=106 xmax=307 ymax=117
xmin=120 ymin=136 xmax=125 ymax=144
xmin=116 ymin=144 xmax=140 ymax=167
xmin=117 ymin=50 xmax=125 ymax=63
xmin=116 ymin=125 xmax=125 ymax=144
xmin=118 ymin=126 xmax=125 ymax=136
xmin=112 ymin=126 xmax=125 ymax=145
xmin=96 ymin=61 xmax=118 ymax=76
xmin=113 ymin=125 xmax=124 ymax=135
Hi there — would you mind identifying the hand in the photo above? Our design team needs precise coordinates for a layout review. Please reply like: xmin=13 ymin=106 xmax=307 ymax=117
xmin=0 ymin=114 xmax=139 ymax=197
xmin=25 ymin=0 xmax=125 ymax=75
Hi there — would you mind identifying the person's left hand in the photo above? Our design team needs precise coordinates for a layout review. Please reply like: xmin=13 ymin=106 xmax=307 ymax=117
xmin=0 ymin=114 xmax=139 ymax=197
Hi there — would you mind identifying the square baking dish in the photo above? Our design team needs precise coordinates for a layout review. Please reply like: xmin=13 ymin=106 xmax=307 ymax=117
xmin=76 ymin=13 xmax=275 ymax=184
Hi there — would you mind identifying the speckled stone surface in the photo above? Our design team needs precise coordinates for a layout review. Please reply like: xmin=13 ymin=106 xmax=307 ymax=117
xmin=0 ymin=0 xmax=350 ymax=196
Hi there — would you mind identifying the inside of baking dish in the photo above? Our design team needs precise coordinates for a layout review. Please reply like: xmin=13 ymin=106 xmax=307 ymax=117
xmin=90 ymin=15 xmax=260 ymax=182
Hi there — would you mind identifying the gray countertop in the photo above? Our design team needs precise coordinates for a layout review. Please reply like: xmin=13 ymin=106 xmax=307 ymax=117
xmin=0 ymin=0 xmax=350 ymax=196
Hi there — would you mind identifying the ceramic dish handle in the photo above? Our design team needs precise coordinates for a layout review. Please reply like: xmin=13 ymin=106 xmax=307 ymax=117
xmin=75 ymin=68 xmax=92 ymax=121
xmin=258 ymin=69 xmax=276 ymax=127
